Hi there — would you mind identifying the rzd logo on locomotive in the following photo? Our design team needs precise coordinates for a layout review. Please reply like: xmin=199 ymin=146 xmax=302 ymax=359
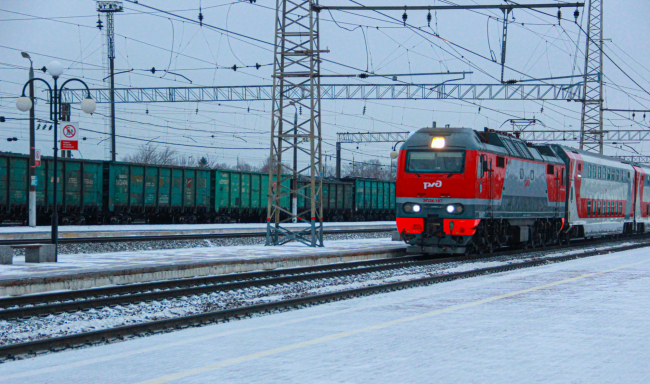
xmin=423 ymin=181 xmax=442 ymax=189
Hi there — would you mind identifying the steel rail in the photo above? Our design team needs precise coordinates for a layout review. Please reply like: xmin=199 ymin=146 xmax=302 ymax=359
xmin=0 ymin=254 xmax=434 ymax=318
xmin=2 ymin=238 xmax=647 ymax=361
xmin=0 ymin=227 xmax=393 ymax=246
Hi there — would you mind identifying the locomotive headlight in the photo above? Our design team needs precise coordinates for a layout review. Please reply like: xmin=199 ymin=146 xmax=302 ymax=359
xmin=403 ymin=203 xmax=421 ymax=213
xmin=445 ymin=203 xmax=464 ymax=215
xmin=431 ymin=137 xmax=446 ymax=149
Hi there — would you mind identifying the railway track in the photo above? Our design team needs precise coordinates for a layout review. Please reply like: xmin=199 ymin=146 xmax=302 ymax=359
xmin=1 ymin=236 xmax=649 ymax=361
xmin=0 ymin=227 xmax=392 ymax=245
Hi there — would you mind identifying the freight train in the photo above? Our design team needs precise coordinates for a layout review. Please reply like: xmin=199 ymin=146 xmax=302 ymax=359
xmin=395 ymin=127 xmax=650 ymax=254
xmin=0 ymin=152 xmax=395 ymax=225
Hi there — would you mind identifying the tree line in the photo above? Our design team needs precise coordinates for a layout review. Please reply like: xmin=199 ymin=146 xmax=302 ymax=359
xmin=122 ymin=144 xmax=395 ymax=180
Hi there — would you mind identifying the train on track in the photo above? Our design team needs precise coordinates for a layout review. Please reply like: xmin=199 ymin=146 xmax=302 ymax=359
xmin=0 ymin=152 xmax=395 ymax=225
xmin=395 ymin=127 xmax=650 ymax=254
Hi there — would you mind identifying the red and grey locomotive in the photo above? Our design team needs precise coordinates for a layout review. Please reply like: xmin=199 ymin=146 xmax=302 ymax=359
xmin=394 ymin=127 xmax=649 ymax=254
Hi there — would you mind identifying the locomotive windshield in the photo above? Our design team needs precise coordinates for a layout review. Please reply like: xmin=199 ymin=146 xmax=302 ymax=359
xmin=406 ymin=151 xmax=465 ymax=173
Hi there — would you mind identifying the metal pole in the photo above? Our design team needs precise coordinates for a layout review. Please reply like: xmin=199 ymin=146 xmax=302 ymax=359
xmin=28 ymin=62 xmax=36 ymax=227
xmin=336 ymin=142 xmax=341 ymax=179
xmin=292 ymin=111 xmax=298 ymax=224
xmin=52 ymin=78 xmax=59 ymax=262
xmin=109 ymin=51 xmax=116 ymax=161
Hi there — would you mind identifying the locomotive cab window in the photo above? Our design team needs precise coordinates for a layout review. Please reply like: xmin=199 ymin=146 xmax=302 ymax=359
xmin=547 ymin=164 xmax=554 ymax=175
xmin=405 ymin=151 xmax=465 ymax=174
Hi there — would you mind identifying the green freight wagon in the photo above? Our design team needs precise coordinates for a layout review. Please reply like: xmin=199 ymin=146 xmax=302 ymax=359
xmin=296 ymin=178 xmax=354 ymax=222
xmin=103 ymin=162 xmax=211 ymax=224
xmin=345 ymin=177 xmax=396 ymax=221
xmin=212 ymin=169 xmax=289 ymax=222
xmin=0 ymin=152 xmax=103 ymax=225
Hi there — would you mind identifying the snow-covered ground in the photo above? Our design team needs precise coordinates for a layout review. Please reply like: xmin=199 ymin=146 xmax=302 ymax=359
xmin=0 ymin=238 xmax=404 ymax=281
xmin=1 ymin=246 xmax=649 ymax=383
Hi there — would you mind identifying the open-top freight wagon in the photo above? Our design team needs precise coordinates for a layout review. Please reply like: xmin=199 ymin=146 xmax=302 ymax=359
xmin=0 ymin=152 xmax=395 ymax=225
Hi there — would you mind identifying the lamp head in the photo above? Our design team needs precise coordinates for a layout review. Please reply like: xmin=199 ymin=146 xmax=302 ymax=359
xmin=47 ymin=61 xmax=64 ymax=78
xmin=16 ymin=96 xmax=33 ymax=112
xmin=80 ymin=97 xmax=96 ymax=114
xmin=21 ymin=52 xmax=31 ymax=59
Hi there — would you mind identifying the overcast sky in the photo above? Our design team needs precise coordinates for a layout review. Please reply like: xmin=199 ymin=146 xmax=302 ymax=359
xmin=1 ymin=0 xmax=649 ymax=169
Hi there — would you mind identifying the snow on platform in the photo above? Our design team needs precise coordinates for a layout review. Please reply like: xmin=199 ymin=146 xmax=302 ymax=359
xmin=2 ymin=247 xmax=650 ymax=383
xmin=0 ymin=221 xmax=395 ymax=240
xmin=0 ymin=238 xmax=406 ymax=296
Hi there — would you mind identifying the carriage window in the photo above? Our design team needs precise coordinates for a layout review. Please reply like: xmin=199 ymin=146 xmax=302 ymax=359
xmin=598 ymin=167 xmax=602 ymax=179
xmin=587 ymin=200 xmax=591 ymax=216
xmin=597 ymin=201 xmax=600 ymax=216
xmin=406 ymin=151 xmax=465 ymax=174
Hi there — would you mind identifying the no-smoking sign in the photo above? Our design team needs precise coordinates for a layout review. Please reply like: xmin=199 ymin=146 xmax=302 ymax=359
xmin=61 ymin=122 xmax=79 ymax=150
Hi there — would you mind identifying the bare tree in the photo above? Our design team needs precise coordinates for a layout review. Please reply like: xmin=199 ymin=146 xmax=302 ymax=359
xmin=342 ymin=159 xmax=392 ymax=180
xmin=121 ymin=144 xmax=179 ymax=165
xmin=121 ymin=144 xmax=159 ymax=164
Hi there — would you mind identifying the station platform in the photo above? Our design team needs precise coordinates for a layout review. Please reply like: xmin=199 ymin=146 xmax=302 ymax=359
xmin=0 ymin=221 xmax=394 ymax=241
xmin=0 ymin=238 xmax=406 ymax=297
xmin=1 ymin=246 xmax=648 ymax=382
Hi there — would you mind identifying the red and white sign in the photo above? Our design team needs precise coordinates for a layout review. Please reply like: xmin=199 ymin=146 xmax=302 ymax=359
xmin=35 ymin=150 xmax=41 ymax=167
xmin=61 ymin=122 xmax=79 ymax=150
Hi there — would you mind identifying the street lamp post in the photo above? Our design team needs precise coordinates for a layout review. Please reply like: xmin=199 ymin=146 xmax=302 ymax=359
xmin=16 ymin=61 xmax=96 ymax=262
xmin=21 ymin=52 xmax=37 ymax=227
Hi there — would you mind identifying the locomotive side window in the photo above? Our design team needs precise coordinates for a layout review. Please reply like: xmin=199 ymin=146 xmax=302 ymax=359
xmin=406 ymin=151 xmax=465 ymax=174
xmin=561 ymin=168 xmax=565 ymax=186
xmin=497 ymin=156 xmax=505 ymax=168
xmin=520 ymin=169 xmax=524 ymax=180
xmin=530 ymin=170 xmax=535 ymax=180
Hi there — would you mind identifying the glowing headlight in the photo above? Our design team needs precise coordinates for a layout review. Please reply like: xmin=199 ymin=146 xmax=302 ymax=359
xmin=445 ymin=203 xmax=465 ymax=215
xmin=403 ymin=203 xmax=422 ymax=213
xmin=431 ymin=137 xmax=446 ymax=149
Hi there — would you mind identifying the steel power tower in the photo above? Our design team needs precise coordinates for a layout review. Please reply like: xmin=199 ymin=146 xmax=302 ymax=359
xmin=266 ymin=0 xmax=325 ymax=247
xmin=579 ymin=0 xmax=604 ymax=154
xmin=97 ymin=0 xmax=123 ymax=162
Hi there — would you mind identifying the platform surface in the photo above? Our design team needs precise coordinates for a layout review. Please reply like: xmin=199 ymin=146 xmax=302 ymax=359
xmin=0 ymin=238 xmax=406 ymax=296
xmin=0 ymin=221 xmax=395 ymax=240
xmin=1 ymin=246 xmax=648 ymax=383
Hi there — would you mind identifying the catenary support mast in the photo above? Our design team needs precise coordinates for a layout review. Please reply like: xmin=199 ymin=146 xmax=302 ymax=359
xmin=579 ymin=0 xmax=604 ymax=154
xmin=267 ymin=0 xmax=325 ymax=247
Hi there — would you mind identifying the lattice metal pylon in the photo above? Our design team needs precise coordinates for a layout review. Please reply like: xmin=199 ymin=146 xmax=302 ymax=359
xmin=579 ymin=0 xmax=604 ymax=154
xmin=266 ymin=0 xmax=324 ymax=247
